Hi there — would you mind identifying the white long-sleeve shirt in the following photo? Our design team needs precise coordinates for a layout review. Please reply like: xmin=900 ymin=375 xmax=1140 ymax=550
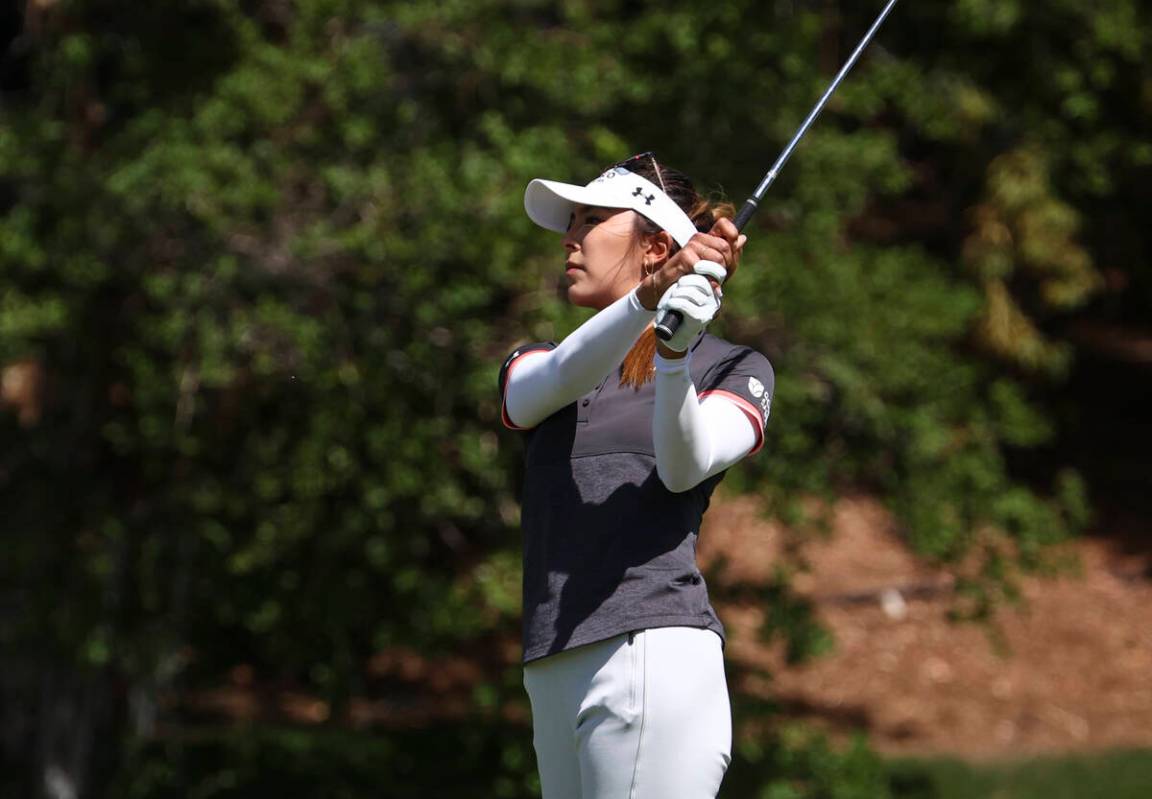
xmin=502 ymin=288 xmax=762 ymax=491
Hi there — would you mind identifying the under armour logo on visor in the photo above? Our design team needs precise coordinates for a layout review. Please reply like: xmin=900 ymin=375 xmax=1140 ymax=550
xmin=632 ymin=187 xmax=655 ymax=205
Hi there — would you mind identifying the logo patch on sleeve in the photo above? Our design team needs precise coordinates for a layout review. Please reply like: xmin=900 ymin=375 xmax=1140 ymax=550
xmin=748 ymin=377 xmax=765 ymax=398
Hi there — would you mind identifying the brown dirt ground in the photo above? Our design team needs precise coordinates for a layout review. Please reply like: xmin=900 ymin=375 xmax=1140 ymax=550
xmin=699 ymin=493 xmax=1152 ymax=760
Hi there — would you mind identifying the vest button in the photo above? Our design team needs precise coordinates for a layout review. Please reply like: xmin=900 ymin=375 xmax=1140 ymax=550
xmin=582 ymin=399 xmax=590 ymax=406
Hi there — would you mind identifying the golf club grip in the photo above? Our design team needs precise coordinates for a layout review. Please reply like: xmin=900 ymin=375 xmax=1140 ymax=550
xmin=733 ymin=197 xmax=759 ymax=232
xmin=653 ymin=308 xmax=682 ymax=341
xmin=654 ymin=197 xmax=760 ymax=342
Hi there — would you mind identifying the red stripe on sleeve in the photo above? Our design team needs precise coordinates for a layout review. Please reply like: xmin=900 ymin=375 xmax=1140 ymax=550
xmin=501 ymin=349 xmax=551 ymax=430
xmin=698 ymin=389 xmax=765 ymax=455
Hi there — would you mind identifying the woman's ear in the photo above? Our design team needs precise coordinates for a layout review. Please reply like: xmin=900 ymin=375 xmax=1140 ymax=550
xmin=643 ymin=230 xmax=674 ymax=266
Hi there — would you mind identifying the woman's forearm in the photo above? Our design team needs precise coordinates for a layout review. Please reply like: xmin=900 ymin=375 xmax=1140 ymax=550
xmin=503 ymin=288 xmax=654 ymax=429
xmin=652 ymin=353 xmax=758 ymax=492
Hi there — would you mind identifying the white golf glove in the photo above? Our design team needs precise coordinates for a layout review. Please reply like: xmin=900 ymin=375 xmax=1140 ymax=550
xmin=655 ymin=260 xmax=727 ymax=352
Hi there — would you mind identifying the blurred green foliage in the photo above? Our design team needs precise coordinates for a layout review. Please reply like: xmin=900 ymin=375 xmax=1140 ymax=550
xmin=104 ymin=722 xmax=893 ymax=799
xmin=1 ymin=0 xmax=1150 ymax=796
xmin=887 ymin=748 xmax=1152 ymax=799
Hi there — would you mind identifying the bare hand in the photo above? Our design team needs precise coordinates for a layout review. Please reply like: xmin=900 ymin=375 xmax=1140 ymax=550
xmin=638 ymin=218 xmax=747 ymax=310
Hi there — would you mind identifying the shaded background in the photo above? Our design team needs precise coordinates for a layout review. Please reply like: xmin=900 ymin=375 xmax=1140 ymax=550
xmin=1 ymin=0 xmax=1149 ymax=797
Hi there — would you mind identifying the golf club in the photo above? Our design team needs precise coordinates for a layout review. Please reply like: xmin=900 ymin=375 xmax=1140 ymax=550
xmin=654 ymin=0 xmax=900 ymax=342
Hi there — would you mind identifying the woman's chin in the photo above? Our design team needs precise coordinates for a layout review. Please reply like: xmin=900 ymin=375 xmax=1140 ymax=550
xmin=566 ymin=282 xmax=620 ymax=311
xmin=566 ymin=284 xmax=598 ymax=309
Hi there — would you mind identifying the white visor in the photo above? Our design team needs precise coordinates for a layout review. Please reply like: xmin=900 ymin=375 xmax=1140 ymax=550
xmin=524 ymin=166 xmax=699 ymax=248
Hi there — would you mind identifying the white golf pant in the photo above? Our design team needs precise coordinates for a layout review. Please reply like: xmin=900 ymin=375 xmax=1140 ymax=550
xmin=522 ymin=626 xmax=731 ymax=799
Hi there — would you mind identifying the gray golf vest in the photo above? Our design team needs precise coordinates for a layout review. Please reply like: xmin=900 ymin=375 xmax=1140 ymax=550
xmin=500 ymin=333 xmax=774 ymax=663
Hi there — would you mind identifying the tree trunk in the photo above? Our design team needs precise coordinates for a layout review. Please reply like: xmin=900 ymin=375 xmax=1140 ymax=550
xmin=1 ymin=660 xmax=125 ymax=799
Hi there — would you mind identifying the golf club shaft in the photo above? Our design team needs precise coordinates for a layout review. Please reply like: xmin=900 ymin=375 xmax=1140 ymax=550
xmin=654 ymin=0 xmax=899 ymax=342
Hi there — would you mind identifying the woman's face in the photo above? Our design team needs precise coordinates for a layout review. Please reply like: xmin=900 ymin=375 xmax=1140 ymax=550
xmin=562 ymin=205 xmax=645 ymax=309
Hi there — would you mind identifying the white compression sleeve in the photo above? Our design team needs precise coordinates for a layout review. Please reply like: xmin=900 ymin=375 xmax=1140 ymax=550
xmin=504 ymin=287 xmax=655 ymax=429
xmin=652 ymin=352 xmax=759 ymax=493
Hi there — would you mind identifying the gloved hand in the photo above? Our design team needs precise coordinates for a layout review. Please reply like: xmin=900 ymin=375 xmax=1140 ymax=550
xmin=654 ymin=260 xmax=727 ymax=352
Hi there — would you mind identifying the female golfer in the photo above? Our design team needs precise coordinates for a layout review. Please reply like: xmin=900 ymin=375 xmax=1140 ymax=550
xmin=499 ymin=152 xmax=774 ymax=799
